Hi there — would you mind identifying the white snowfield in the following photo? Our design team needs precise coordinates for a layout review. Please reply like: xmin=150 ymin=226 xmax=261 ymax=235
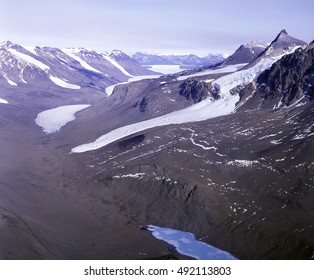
xmin=62 ymin=49 xmax=102 ymax=73
xmin=145 ymin=65 xmax=183 ymax=74
xmin=102 ymin=54 xmax=133 ymax=77
xmin=105 ymin=75 xmax=160 ymax=96
xmin=22 ymin=45 xmax=37 ymax=55
xmin=8 ymin=48 xmax=50 ymax=71
xmin=35 ymin=104 xmax=90 ymax=133
xmin=3 ymin=75 xmax=17 ymax=86
xmin=146 ymin=225 xmax=237 ymax=260
xmin=0 ymin=98 xmax=8 ymax=104
xmin=71 ymin=52 xmax=294 ymax=154
xmin=49 ymin=75 xmax=81 ymax=89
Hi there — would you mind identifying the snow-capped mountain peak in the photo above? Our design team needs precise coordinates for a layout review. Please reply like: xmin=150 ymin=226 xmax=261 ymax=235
xmin=263 ymin=29 xmax=307 ymax=57
xmin=278 ymin=29 xmax=288 ymax=36
xmin=241 ymin=29 xmax=308 ymax=70
xmin=106 ymin=50 xmax=133 ymax=61
xmin=110 ymin=49 xmax=125 ymax=56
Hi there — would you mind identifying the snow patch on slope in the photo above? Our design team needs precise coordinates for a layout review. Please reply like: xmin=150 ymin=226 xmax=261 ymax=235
xmin=0 ymin=98 xmax=9 ymax=104
xmin=3 ymin=75 xmax=17 ymax=86
xmin=22 ymin=46 xmax=37 ymax=55
xmin=49 ymin=75 xmax=81 ymax=89
xmin=102 ymin=54 xmax=134 ymax=77
xmin=35 ymin=104 xmax=90 ymax=133
xmin=226 ymin=160 xmax=260 ymax=167
xmin=113 ymin=173 xmax=146 ymax=179
xmin=62 ymin=49 xmax=102 ymax=73
xmin=8 ymin=49 xmax=50 ymax=71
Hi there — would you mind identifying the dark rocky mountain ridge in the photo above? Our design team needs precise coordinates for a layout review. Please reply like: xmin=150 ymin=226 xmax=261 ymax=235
xmin=237 ymin=43 xmax=314 ymax=110
xmin=247 ymin=29 xmax=308 ymax=68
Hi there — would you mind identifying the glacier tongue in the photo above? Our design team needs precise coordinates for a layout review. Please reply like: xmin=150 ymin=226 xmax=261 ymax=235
xmin=35 ymin=104 xmax=90 ymax=133
xmin=213 ymin=58 xmax=275 ymax=95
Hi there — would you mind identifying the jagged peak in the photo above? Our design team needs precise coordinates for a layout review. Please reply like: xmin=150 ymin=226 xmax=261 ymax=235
xmin=104 ymin=50 xmax=131 ymax=60
xmin=279 ymin=29 xmax=288 ymax=36
xmin=244 ymin=30 xmax=308 ymax=68
xmin=110 ymin=49 xmax=126 ymax=56
xmin=0 ymin=40 xmax=17 ymax=48
xmin=264 ymin=29 xmax=307 ymax=53
xmin=272 ymin=29 xmax=292 ymax=44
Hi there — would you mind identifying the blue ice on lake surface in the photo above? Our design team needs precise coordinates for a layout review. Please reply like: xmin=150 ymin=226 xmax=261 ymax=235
xmin=144 ymin=225 xmax=237 ymax=260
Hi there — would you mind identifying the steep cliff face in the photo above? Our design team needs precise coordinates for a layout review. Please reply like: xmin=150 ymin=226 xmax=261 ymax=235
xmin=237 ymin=43 xmax=314 ymax=110
xmin=179 ymin=78 xmax=216 ymax=103
xmin=257 ymin=46 xmax=314 ymax=103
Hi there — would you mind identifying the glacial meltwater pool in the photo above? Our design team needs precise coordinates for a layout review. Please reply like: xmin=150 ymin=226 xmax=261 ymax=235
xmin=142 ymin=225 xmax=237 ymax=260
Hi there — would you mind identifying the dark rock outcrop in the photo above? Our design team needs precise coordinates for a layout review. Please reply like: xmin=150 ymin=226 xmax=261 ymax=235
xmin=179 ymin=78 xmax=213 ymax=103
xmin=257 ymin=46 xmax=314 ymax=104
xmin=237 ymin=43 xmax=314 ymax=110
xmin=133 ymin=96 xmax=149 ymax=112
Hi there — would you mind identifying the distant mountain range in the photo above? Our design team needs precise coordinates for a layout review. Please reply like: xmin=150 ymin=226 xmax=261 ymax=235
xmin=0 ymin=42 xmax=156 ymax=92
xmin=131 ymin=52 xmax=225 ymax=67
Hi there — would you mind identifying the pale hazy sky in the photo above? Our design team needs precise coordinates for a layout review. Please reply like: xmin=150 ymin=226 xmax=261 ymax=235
xmin=0 ymin=0 xmax=313 ymax=56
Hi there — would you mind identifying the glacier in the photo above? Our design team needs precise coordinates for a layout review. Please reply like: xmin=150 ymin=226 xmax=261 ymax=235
xmin=35 ymin=104 xmax=90 ymax=133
